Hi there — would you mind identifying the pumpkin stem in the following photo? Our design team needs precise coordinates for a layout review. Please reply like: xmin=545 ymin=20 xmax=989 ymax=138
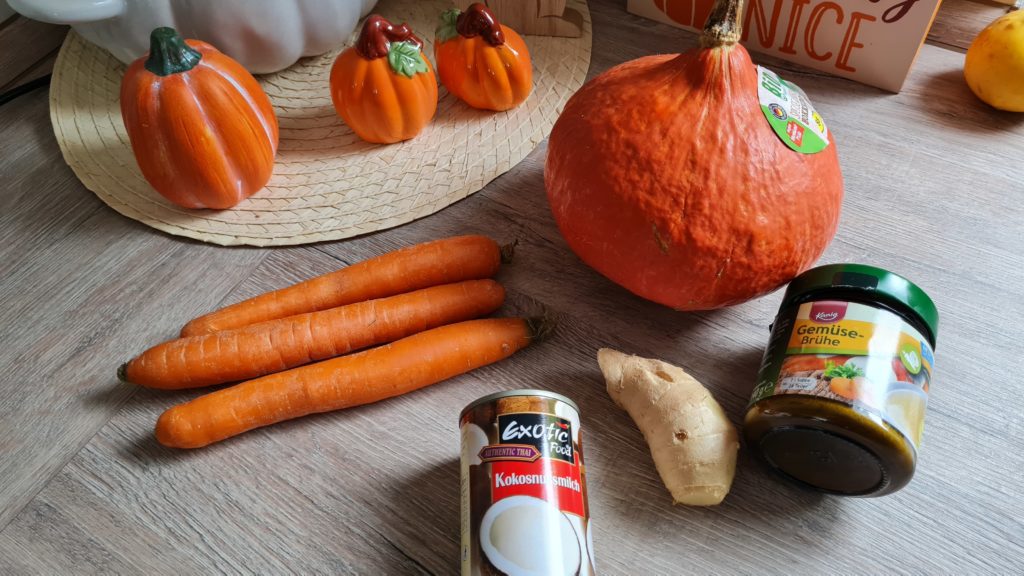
xmin=357 ymin=15 xmax=423 ymax=60
xmin=144 ymin=27 xmax=202 ymax=76
xmin=700 ymin=0 xmax=745 ymax=48
xmin=457 ymin=3 xmax=505 ymax=46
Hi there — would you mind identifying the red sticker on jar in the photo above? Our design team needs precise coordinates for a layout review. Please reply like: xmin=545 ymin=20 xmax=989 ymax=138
xmin=810 ymin=301 xmax=848 ymax=323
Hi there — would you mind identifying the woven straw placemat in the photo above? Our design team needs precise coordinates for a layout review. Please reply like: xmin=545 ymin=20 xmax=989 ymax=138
xmin=48 ymin=0 xmax=592 ymax=246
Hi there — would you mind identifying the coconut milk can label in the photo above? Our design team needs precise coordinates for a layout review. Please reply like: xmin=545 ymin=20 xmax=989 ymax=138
xmin=461 ymin=394 xmax=595 ymax=576
xmin=482 ymin=413 xmax=585 ymax=517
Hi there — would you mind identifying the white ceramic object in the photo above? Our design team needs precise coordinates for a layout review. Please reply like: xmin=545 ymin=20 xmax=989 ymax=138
xmin=8 ymin=0 xmax=378 ymax=73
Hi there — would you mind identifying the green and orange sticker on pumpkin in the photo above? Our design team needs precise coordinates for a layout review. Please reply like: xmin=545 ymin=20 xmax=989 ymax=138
xmin=756 ymin=66 xmax=830 ymax=154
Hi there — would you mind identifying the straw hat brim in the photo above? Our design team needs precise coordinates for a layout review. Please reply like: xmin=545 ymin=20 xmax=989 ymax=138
xmin=49 ymin=0 xmax=593 ymax=246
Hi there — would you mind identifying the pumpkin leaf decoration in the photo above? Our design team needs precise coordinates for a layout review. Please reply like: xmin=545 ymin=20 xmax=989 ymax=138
xmin=436 ymin=9 xmax=461 ymax=43
xmin=388 ymin=41 xmax=428 ymax=77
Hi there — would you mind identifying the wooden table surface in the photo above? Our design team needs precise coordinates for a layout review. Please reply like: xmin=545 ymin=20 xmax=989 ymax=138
xmin=2 ymin=1 xmax=1022 ymax=574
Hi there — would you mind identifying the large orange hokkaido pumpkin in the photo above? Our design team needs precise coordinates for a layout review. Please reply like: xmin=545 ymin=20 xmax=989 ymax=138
xmin=545 ymin=0 xmax=844 ymax=310
xmin=120 ymin=28 xmax=279 ymax=210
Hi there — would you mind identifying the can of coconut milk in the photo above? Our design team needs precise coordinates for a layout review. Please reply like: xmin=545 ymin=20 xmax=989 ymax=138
xmin=460 ymin=390 xmax=595 ymax=575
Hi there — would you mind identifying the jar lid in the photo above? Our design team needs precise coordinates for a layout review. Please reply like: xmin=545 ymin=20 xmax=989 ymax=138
xmin=758 ymin=427 xmax=887 ymax=495
xmin=782 ymin=264 xmax=939 ymax=344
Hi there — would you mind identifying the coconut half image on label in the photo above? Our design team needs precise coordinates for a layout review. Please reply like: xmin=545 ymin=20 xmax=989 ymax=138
xmin=460 ymin=390 xmax=595 ymax=576
xmin=757 ymin=66 xmax=830 ymax=154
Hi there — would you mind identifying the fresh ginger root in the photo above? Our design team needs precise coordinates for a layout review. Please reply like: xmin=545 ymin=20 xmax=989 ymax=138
xmin=598 ymin=348 xmax=739 ymax=506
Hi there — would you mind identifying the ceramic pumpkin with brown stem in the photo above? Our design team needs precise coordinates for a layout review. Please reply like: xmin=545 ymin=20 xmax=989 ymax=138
xmin=545 ymin=0 xmax=844 ymax=310
xmin=120 ymin=27 xmax=279 ymax=210
xmin=434 ymin=3 xmax=533 ymax=111
xmin=330 ymin=16 xmax=438 ymax=144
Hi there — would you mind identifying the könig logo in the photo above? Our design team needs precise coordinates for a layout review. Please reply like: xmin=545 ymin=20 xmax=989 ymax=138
xmin=810 ymin=301 xmax=848 ymax=324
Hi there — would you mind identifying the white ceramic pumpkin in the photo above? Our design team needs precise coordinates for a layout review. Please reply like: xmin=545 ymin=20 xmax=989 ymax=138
xmin=8 ymin=0 xmax=378 ymax=73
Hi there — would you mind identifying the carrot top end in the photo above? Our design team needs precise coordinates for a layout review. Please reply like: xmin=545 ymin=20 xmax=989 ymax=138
xmin=116 ymin=363 xmax=131 ymax=384
xmin=525 ymin=315 xmax=556 ymax=342
xmin=500 ymin=239 xmax=518 ymax=264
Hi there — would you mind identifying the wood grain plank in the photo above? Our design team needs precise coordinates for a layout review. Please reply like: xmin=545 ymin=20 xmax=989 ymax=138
xmin=0 ymin=17 xmax=66 ymax=91
xmin=1 ymin=223 xmax=1021 ymax=574
xmin=5 ymin=109 xmax=1023 ymax=573
xmin=0 ymin=48 xmax=58 ymax=94
xmin=1 ymin=0 xmax=1024 ymax=573
xmin=0 ymin=92 xmax=269 ymax=530
xmin=2 ymin=248 xmax=448 ymax=575
xmin=928 ymin=0 xmax=1011 ymax=52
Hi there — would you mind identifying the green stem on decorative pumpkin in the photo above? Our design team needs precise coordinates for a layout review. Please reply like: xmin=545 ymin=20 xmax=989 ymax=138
xmin=700 ymin=0 xmax=745 ymax=49
xmin=145 ymin=27 xmax=202 ymax=76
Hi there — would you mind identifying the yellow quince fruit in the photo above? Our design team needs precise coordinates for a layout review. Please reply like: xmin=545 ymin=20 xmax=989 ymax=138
xmin=965 ymin=10 xmax=1024 ymax=112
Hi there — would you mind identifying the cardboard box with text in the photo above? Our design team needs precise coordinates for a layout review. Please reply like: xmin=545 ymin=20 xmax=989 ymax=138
xmin=627 ymin=0 xmax=944 ymax=91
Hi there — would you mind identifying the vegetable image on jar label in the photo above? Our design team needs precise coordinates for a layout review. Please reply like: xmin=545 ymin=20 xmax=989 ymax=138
xmin=460 ymin=391 xmax=594 ymax=576
xmin=751 ymin=300 xmax=933 ymax=449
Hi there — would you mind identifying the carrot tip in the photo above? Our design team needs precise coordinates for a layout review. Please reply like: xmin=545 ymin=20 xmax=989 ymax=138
xmin=526 ymin=315 xmax=556 ymax=342
xmin=500 ymin=240 xmax=518 ymax=264
xmin=116 ymin=363 xmax=130 ymax=384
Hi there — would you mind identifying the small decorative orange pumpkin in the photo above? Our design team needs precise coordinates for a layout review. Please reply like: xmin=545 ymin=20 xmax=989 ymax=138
xmin=545 ymin=0 xmax=844 ymax=310
xmin=330 ymin=16 xmax=438 ymax=144
xmin=434 ymin=3 xmax=533 ymax=111
xmin=120 ymin=27 xmax=279 ymax=210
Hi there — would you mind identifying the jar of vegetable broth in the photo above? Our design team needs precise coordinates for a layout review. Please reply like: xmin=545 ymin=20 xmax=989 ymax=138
xmin=744 ymin=264 xmax=939 ymax=496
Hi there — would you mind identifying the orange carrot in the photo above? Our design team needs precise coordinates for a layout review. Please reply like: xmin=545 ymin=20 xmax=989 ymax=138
xmin=180 ymin=235 xmax=511 ymax=337
xmin=121 ymin=280 xmax=505 ymax=390
xmin=156 ymin=317 xmax=552 ymax=448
